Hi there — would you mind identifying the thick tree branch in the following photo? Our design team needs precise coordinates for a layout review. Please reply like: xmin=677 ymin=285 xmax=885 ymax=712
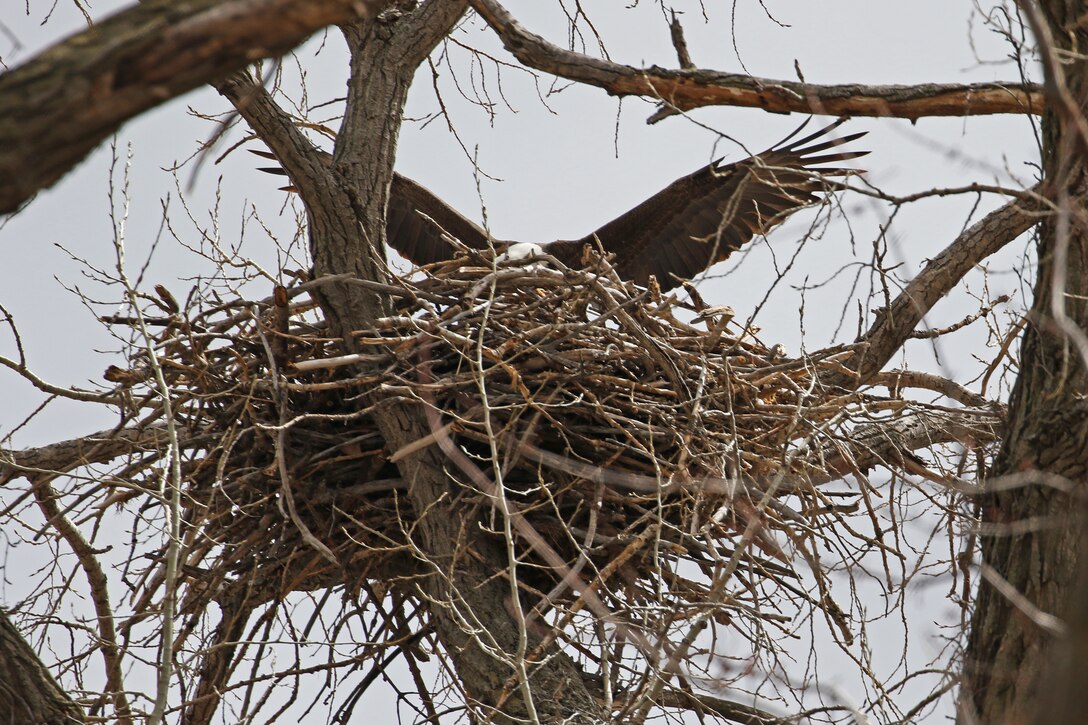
xmin=216 ymin=70 xmax=335 ymax=210
xmin=469 ymin=0 xmax=1043 ymax=122
xmin=181 ymin=596 xmax=257 ymax=725
xmin=818 ymin=408 xmax=1004 ymax=485
xmin=0 ymin=424 xmax=201 ymax=487
xmin=32 ymin=474 xmax=133 ymax=723
xmin=528 ymin=404 xmax=1002 ymax=493
xmin=0 ymin=0 xmax=383 ymax=214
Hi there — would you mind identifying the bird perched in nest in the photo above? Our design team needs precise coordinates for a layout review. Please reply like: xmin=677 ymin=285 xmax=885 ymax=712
xmin=256 ymin=118 xmax=866 ymax=291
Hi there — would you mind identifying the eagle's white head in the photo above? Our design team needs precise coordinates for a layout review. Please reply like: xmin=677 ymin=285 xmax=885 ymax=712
xmin=496 ymin=242 xmax=545 ymax=263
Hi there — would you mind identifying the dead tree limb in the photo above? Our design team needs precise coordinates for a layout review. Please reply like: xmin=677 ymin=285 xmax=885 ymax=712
xmin=470 ymin=0 xmax=1043 ymax=122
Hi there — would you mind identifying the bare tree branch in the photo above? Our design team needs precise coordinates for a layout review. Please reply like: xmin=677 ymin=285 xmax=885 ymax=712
xmin=840 ymin=187 xmax=1048 ymax=388
xmin=469 ymin=0 xmax=1043 ymax=122
xmin=818 ymin=408 xmax=1004 ymax=485
xmin=0 ymin=424 xmax=193 ymax=487
xmin=0 ymin=0 xmax=384 ymax=214
xmin=216 ymin=69 xmax=335 ymax=230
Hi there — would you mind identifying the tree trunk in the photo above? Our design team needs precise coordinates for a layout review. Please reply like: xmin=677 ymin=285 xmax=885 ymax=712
xmin=0 ymin=611 xmax=85 ymax=724
xmin=291 ymin=5 xmax=605 ymax=722
xmin=960 ymin=2 xmax=1088 ymax=722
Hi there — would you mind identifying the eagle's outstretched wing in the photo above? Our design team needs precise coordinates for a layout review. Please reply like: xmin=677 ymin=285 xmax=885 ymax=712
xmin=385 ymin=175 xmax=493 ymax=265
xmin=556 ymin=117 xmax=867 ymax=290
xmin=255 ymin=118 xmax=865 ymax=288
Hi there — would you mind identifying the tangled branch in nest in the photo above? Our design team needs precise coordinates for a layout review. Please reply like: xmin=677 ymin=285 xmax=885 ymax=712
xmin=102 ymin=251 xmax=998 ymax=671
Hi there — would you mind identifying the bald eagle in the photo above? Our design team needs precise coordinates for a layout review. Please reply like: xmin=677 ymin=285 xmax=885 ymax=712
xmin=258 ymin=118 xmax=866 ymax=291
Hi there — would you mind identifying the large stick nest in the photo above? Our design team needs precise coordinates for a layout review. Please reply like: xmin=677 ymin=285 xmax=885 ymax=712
xmin=110 ymin=251 xmax=970 ymax=639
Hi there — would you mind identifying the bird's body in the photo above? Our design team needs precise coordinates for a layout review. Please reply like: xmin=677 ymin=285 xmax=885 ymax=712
xmin=259 ymin=118 xmax=866 ymax=290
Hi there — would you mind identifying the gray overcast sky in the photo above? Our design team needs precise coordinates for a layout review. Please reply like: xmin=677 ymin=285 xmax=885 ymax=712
xmin=1 ymin=2 xmax=1039 ymax=721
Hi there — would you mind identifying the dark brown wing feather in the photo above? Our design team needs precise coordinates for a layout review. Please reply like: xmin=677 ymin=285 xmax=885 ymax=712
xmin=563 ymin=117 xmax=867 ymax=290
xmin=387 ymin=175 xmax=493 ymax=265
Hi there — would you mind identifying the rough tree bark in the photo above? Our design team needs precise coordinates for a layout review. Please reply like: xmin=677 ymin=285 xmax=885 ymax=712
xmin=0 ymin=611 xmax=85 ymax=724
xmin=961 ymin=2 xmax=1088 ymax=723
